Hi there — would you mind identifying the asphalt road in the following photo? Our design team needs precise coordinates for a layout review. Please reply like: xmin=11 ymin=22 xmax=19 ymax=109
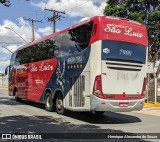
xmin=0 ymin=89 xmax=160 ymax=142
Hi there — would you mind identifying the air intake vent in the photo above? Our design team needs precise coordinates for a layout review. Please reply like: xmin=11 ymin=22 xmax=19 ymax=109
xmin=106 ymin=62 xmax=142 ymax=67
xmin=73 ymin=75 xmax=85 ymax=107
xmin=107 ymin=67 xmax=141 ymax=71
xmin=106 ymin=58 xmax=143 ymax=64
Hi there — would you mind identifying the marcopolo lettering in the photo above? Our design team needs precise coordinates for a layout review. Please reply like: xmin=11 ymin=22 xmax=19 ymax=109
xmin=67 ymin=56 xmax=83 ymax=65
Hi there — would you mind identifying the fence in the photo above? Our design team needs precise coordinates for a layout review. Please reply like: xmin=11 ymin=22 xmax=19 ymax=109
xmin=146 ymin=75 xmax=160 ymax=103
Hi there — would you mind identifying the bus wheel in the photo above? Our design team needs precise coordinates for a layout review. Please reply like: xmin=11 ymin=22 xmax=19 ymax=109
xmin=15 ymin=92 xmax=21 ymax=102
xmin=45 ymin=92 xmax=55 ymax=112
xmin=56 ymin=94 xmax=66 ymax=115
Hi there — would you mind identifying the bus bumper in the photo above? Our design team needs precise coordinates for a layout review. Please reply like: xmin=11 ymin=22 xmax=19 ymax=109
xmin=90 ymin=95 xmax=144 ymax=112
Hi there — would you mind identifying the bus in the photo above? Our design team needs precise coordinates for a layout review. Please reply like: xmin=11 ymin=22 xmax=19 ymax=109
xmin=5 ymin=16 xmax=148 ymax=115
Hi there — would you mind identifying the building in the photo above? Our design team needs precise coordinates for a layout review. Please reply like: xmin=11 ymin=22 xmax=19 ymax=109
xmin=0 ymin=73 xmax=8 ymax=87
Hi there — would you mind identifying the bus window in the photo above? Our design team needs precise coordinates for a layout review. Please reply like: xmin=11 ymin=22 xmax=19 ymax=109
xmin=69 ymin=21 xmax=93 ymax=52
xmin=61 ymin=32 xmax=76 ymax=56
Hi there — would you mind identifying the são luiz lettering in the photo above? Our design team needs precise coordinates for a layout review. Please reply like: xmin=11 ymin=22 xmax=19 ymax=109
xmin=104 ymin=24 xmax=143 ymax=38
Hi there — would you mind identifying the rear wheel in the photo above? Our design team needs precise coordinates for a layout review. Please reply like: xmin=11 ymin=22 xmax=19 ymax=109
xmin=45 ymin=92 xmax=55 ymax=112
xmin=56 ymin=94 xmax=66 ymax=115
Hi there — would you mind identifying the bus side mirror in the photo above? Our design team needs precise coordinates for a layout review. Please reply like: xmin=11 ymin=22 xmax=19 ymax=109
xmin=5 ymin=65 xmax=11 ymax=75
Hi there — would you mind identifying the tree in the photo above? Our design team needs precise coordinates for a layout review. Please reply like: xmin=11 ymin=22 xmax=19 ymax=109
xmin=104 ymin=0 xmax=160 ymax=62
xmin=0 ymin=0 xmax=11 ymax=7
xmin=0 ymin=0 xmax=29 ymax=7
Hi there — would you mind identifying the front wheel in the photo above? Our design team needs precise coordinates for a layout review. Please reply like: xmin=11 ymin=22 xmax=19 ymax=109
xmin=15 ymin=92 xmax=21 ymax=102
xmin=56 ymin=94 xmax=66 ymax=115
xmin=15 ymin=97 xmax=21 ymax=102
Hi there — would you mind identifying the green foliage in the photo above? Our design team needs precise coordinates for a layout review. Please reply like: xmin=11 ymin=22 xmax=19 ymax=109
xmin=0 ymin=0 xmax=30 ymax=7
xmin=104 ymin=0 xmax=160 ymax=61
xmin=0 ymin=0 xmax=11 ymax=7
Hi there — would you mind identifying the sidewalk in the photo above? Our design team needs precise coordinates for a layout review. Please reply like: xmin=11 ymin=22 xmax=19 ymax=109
xmin=136 ymin=106 xmax=160 ymax=116
xmin=0 ymin=86 xmax=8 ymax=90
xmin=144 ymin=103 xmax=160 ymax=107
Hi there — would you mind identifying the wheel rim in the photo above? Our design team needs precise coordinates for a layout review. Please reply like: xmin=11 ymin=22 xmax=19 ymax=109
xmin=15 ymin=92 xmax=18 ymax=97
xmin=46 ymin=96 xmax=51 ymax=108
xmin=56 ymin=98 xmax=63 ymax=112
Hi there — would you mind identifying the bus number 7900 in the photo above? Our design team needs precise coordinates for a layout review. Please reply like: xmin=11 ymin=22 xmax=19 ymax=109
xmin=119 ymin=49 xmax=132 ymax=56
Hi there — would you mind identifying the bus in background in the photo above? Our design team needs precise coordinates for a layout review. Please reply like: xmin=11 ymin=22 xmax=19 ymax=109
xmin=5 ymin=16 xmax=148 ymax=115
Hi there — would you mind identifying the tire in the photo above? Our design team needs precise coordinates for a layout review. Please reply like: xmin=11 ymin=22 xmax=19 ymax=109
xmin=56 ymin=94 xmax=66 ymax=115
xmin=14 ymin=92 xmax=21 ymax=102
xmin=15 ymin=97 xmax=21 ymax=102
xmin=45 ymin=92 xmax=55 ymax=112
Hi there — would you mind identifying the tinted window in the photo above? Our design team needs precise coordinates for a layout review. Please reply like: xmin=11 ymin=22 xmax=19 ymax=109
xmin=59 ymin=32 xmax=76 ymax=57
xmin=15 ymin=21 xmax=93 ymax=64
xmin=69 ymin=22 xmax=93 ymax=52
xmin=56 ymin=21 xmax=93 ymax=57
xmin=10 ymin=52 xmax=16 ymax=65
xmin=36 ymin=38 xmax=58 ymax=61
xmin=15 ymin=49 xmax=29 ymax=65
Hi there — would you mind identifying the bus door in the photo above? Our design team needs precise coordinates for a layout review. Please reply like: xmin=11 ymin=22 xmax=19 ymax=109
xmin=16 ymin=65 xmax=29 ymax=99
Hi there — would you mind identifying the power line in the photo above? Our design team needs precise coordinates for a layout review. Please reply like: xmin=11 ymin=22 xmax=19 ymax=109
xmin=42 ymin=1 xmax=69 ymax=11
xmin=44 ymin=8 xmax=65 ymax=33
xmin=5 ymin=27 xmax=28 ymax=44
xmin=65 ymin=1 xmax=90 ymax=15
xmin=23 ymin=18 xmax=42 ymax=41
xmin=0 ymin=42 xmax=22 ymax=44
xmin=0 ymin=59 xmax=10 ymax=62
xmin=0 ymin=35 xmax=32 ymax=39
xmin=0 ymin=45 xmax=13 ymax=53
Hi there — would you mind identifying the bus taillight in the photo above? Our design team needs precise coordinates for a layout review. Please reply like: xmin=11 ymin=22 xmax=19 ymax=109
xmin=93 ymin=75 xmax=105 ymax=99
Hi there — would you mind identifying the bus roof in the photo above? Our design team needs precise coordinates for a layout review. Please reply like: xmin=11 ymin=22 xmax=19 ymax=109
xmin=16 ymin=16 xmax=147 ymax=52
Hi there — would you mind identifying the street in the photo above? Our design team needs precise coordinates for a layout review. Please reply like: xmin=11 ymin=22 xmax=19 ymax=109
xmin=0 ymin=89 xmax=160 ymax=142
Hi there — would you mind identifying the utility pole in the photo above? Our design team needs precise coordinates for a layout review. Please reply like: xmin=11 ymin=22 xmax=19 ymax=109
xmin=23 ymin=18 xmax=42 ymax=41
xmin=44 ymin=8 xmax=65 ymax=33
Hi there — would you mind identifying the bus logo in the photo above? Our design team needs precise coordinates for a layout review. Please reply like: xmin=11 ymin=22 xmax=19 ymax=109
xmin=103 ymin=48 xmax=110 ymax=54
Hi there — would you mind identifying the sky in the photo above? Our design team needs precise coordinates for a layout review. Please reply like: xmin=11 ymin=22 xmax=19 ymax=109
xmin=0 ymin=0 xmax=107 ymax=73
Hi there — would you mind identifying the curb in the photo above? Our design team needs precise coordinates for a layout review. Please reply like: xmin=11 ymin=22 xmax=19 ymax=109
xmin=144 ymin=103 xmax=160 ymax=107
xmin=0 ymin=87 xmax=8 ymax=90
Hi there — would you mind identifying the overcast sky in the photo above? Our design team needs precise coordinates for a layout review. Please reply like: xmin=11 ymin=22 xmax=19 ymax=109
xmin=0 ymin=0 xmax=106 ymax=73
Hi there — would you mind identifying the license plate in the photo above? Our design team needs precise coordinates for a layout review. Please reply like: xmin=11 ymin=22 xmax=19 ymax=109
xmin=119 ymin=103 xmax=128 ymax=107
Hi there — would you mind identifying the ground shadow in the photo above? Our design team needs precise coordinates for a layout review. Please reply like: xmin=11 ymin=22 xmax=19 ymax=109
xmin=65 ymin=111 xmax=142 ymax=124
xmin=0 ymin=94 xmax=141 ymax=125
xmin=0 ymin=115 xmax=150 ymax=142
xmin=0 ymin=97 xmax=24 ymax=106
xmin=14 ymin=100 xmax=142 ymax=125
